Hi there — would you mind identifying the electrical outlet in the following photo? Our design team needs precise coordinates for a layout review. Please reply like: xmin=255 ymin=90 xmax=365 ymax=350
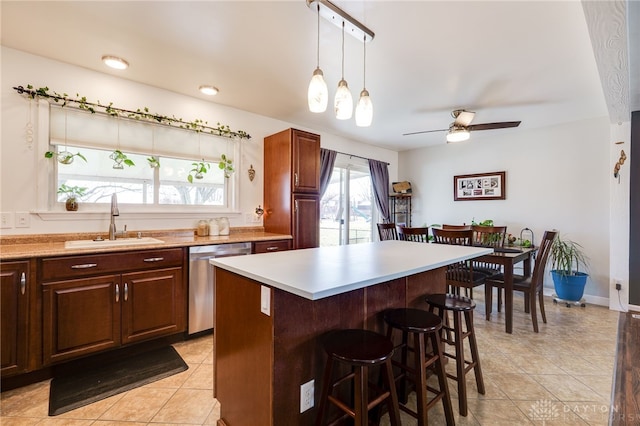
xmin=300 ymin=379 xmax=314 ymax=413
xmin=0 ymin=212 xmax=14 ymax=229
xmin=15 ymin=212 xmax=30 ymax=228
xmin=615 ymin=282 xmax=622 ymax=291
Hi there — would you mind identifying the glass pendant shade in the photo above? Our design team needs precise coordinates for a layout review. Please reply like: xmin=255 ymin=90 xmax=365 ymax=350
xmin=308 ymin=68 xmax=328 ymax=113
xmin=334 ymin=79 xmax=353 ymax=120
xmin=446 ymin=126 xmax=471 ymax=143
xmin=355 ymin=89 xmax=372 ymax=127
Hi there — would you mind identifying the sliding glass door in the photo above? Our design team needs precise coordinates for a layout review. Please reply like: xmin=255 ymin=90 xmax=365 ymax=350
xmin=320 ymin=155 xmax=376 ymax=246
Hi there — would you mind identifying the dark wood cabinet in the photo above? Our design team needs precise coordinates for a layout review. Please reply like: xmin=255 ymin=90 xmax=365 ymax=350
xmin=40 ymin=248 xmax=186 ymax=365
xmin=1 ymin=261 xmax=30 ymax=377
xmin=264 ymin=128 xmax=320 ymax=249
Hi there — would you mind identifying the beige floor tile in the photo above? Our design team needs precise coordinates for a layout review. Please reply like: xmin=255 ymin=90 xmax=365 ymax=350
xmin=91 ymin=422 xmax=147 ymax=426
xmin=204 ymin=399 xmax=221 ymax=425
xmin=562 ymin=400 xmax=614 ymax=425
xmin=0 ymin=417 xmax=41 ymax=426
xmin=33 ymin=419 xmax=94 ymax=426
xmin=181 ymin=363 xmax=214 ymax=390
xmin=466 ymin=398 xmax=533 ymax=425
xmin=572 ymin=375 xmax=614 ymax=400
xmin=98 ymin=387 xmax=176 ymax=422
xmin=489 ymin=373 xmax=558 ymax=401
xmin=151 ymin=388 xmax=215 ymax=424
xmin=0 ymin=381 xmax=50 ymax=417
xmin=143 ymin=362 xmax=195 ymax=389
xmin=531 ymin=374 xmax=603 ymax=402
xmin=513 ymin=399 xmax=590 ymax=425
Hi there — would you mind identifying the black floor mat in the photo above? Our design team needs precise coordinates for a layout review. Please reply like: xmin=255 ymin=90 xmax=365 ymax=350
xmin=48 ymin=346 xmax=188 ymax=416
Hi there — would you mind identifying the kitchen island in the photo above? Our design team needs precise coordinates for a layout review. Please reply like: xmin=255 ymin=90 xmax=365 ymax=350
xmin=211 ymin=240 xmax=491 ymax=426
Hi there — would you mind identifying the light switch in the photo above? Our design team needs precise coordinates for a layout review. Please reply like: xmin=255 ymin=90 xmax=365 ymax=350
xmin=0 ymin=212 xmax=14 ymax=229
xmin=261 ymin=285 xmax=271 ymax=316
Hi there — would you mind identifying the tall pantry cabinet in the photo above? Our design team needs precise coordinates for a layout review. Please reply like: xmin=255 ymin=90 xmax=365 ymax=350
xmin=264 ymin=128 xmax=320 ymax=249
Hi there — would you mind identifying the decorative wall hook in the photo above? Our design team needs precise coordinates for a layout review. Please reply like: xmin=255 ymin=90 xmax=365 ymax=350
xmin=248 ymin=164 xmax=256 ymax=182
xmin=613 ymin=149 xmax=626 ymax=179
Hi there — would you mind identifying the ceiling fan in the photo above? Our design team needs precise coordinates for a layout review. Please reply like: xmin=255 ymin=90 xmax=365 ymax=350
xmin=403 ymin=110 xmax=521 ymax=143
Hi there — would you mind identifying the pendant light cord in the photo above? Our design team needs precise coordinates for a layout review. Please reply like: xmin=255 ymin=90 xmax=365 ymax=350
xmin=341 ymin=21 xmax=345 ymax=79
xmin=316 ymin=4 xmax=321 ymax=68
xmin=363 ymin=35 xmax=367 ymax=88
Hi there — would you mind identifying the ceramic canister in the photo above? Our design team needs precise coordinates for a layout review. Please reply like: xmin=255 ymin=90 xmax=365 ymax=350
xmin=209 ymin=218 xmax=220 ymax=236
xmin=218 ymin=217 xmax=230 ymax=235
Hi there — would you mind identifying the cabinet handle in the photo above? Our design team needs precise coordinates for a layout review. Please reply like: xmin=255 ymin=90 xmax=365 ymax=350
xmin=294 ymin=199 xmax=298 ymax=212
xmin=20 ymin=272 xmax=26 ymax=295
xmin=115 ymin=284 xmax=120 ymax=302
xmin=294 ymin=172 xmax=299 ymax=187
xmin=143 ymin=257 xmax=164 ymax=262
xmin=266 ymin=246 xmax=279 ymax=251
xmin=124 ymin=283 xmax=129 ymax=301
xmin=71 ymin=263 xmax=98 ymax=269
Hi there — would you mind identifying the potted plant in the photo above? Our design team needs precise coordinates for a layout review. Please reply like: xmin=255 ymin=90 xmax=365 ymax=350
xmin=109 ymin=150 xmax=135 ymax=169
xmin=45 ymin=150 xmax=87 ymax=165
xmin=58 ymin=184 xmax=87 ymax=211
xmin=188 ymin=160 xmax=210 ymax=183
xmin=147 ymin=156 xmax=160 ymax=169
xmin=218 ymin=154 xmax=234 ymax=178
xmin=548 ymin=234 xmax=589 ymax=302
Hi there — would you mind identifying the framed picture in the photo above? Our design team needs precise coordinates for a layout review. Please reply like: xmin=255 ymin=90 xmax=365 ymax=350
xmin=454 ymin=171 xmax=506 ymax=201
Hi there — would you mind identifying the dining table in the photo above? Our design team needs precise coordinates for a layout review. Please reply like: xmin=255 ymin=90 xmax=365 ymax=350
xmin=474 ymin=246 xmax=538 ymax=333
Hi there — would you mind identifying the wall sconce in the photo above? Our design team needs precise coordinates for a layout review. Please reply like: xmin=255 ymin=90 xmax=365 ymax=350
xmin=255 ymin=205 xmax=264 ymax=217
xmin=248 ymin=164 xmax=256 ymax=182
xmin=613 ymin=149 xmax=626 ymax=180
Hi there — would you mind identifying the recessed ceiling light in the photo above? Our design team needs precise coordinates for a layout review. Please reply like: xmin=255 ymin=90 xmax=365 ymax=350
xmin=102 ymin=55 xmax=129 ymax=70
xmin=199 ymin=85 xmax=219 ymax=96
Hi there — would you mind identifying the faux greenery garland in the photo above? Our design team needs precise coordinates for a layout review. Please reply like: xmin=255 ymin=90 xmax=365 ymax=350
xmin=13 ymin=85 xmax=251 ymax=140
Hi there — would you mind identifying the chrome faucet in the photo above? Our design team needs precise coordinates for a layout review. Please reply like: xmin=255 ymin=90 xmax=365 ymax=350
xmin=109 ymin=193 xmax=119 ymax=240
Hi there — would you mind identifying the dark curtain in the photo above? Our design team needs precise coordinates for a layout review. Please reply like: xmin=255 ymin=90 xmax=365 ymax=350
xmin=319 ymin=148 xmax=337 ymax=198
xmin=368 ymin=159 xmax=390 ymax=223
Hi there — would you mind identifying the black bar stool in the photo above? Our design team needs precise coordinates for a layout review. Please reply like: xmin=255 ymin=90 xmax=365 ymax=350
xmin=424 ymin=293 xmax=485 ymax=417
xmin=383 ymin=308 xmax=455 ymax=425
xmin=315 ymin=329 xmax=401 ymax=426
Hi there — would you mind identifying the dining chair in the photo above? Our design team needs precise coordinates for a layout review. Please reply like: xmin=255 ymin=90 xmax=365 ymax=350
xmin=431 ymin=228 xmax=487 ymax=297
xmin=377 ymin=222 xmax=399 ymax=241
xmin=397 ymin=226 xmax=430 ymax=243
xmin=442 ymin=224 xmax=472 ymax=230
xmin=471 ymin=225 xmax=508 ymax=307
xmin=484 ymin=230 xmax=557 ymax=332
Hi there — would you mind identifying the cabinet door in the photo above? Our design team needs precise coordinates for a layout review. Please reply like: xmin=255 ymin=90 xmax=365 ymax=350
xmin=292 ymin=129 xmax=320 ymax=193
xmin=293 ymin=194 xmax=320 ymax=249
xmin=43 ymin=275 xmax=121 ymax=364
xmin=1 ymin=261 xmax=29 ymax=376
xmin=252 ymin=239 xmax=292 ymax=254
xmin=121 ymin=267 xmax=184 ymax=345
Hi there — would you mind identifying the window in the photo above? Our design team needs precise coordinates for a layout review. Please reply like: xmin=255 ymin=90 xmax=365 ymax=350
xmin=320 ymin=155 xmax=376 ymax=246
xmin=48 ymin=106 xmax=236 ymax=210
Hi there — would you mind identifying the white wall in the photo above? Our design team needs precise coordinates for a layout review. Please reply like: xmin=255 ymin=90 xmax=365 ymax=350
xmin=1 ymin=47 xmax=397 ymax=235
xmin=398 ymin=118 xmax=612 ymax=300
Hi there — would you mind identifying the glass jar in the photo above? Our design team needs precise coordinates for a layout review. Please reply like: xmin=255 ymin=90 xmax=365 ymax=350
xmin=197 ymin=220 xmax=209 ymax=237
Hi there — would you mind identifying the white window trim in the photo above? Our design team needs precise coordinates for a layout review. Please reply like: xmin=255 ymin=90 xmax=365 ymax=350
xmin=34 ymin=100 xmax=241 ymax=221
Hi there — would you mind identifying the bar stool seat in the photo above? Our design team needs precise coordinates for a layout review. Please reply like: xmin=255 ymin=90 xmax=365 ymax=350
xmin=315 ymin=329 xmax=401 ymax=426
xmin=425 ymin=294 xmax=485 ymax=417
xmin=383 ymin=308 xmax=455 ymax=425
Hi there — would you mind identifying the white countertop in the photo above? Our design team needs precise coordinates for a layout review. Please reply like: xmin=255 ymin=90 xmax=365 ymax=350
xmin=211 ymin=240 xmax=492 ymax=300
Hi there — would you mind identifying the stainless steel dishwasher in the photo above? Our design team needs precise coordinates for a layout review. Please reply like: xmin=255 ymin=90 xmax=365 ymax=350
xmin=188 ymin=242 xmax=252 ymax=335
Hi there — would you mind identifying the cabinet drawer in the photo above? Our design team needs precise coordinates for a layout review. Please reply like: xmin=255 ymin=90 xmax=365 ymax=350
xmin=252 ymin=240 xmax=292 ymax=254
xmin=41 ymin=248 xmax=184 ymax=281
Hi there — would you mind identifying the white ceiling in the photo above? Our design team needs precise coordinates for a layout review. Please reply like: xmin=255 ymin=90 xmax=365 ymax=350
xmin=1 ymin=1 xmax=637 ymax=151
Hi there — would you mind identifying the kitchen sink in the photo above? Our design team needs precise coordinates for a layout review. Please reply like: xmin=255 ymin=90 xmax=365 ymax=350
xmin=65 ymin=237 xmax=164 ymax=249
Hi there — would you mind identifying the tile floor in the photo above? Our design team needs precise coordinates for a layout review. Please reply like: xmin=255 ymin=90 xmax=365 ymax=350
xmin=1 ymin=292 xmax=620 ymax=425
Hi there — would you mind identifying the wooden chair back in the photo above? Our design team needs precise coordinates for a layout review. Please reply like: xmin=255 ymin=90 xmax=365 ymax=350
xmin=442 ymin=224 xmax=472 ymax=230
xmin=432 ymin=228 xmax=473 ymax=246
xmin=397 ymin=226 xmax=430 ymax=243
xmin=471 ymin=225 xmax=507 ymax=247
xmin=530 ymin=230 xmax=557 ymax=291
xmin=377 ymin=223 xmax=399 ymax=241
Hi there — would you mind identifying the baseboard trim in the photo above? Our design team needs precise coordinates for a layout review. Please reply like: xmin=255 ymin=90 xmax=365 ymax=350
xmin=542 ymin=288 xmax=609 ymax=307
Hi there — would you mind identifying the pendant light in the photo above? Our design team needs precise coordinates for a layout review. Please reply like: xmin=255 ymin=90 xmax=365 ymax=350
xmin=355 ymin=34 xmax=373 ymax=127
xmin=334 ymin=21 xmax=353 ymax=120
xmin=307 ymin=3 xmax=328 ymax=113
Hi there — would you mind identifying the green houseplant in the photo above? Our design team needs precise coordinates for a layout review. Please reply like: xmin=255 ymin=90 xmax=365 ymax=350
xmin=548 ymin=234 xmax=589 ymax=302
xmin=58 ymin=184 xmax=87 ymax=211
xmin=188 ymin=160 xmax=210 ymax=183
xmin=218 ymin=154 xmax=234 ymax=178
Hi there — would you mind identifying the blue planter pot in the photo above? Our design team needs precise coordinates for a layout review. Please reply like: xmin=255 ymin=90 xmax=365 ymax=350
xmin=551 ymin=270 xmax=588 ymax=301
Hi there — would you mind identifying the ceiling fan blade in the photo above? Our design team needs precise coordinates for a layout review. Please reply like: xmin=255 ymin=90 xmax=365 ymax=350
xmin=453 ymin=110 xmax=475 ymax=127
xmin=467 ymin=121 xmax=521 ymax=131
xmin=402 ymin=128 xmax=448 ymax=136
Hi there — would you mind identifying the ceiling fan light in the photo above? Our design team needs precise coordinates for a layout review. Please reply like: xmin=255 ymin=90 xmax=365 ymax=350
xmin=334 ymin=79 xmax=353 ymax=120
xmin=308 ymin=68 xmax=328 ymax=113
xmin=446 ymin=126 xmax=470 ymax=143
xmin=355 ymin=89 xmax=372 ymax=127
xmin=101 ymin=55 xmax=129 ymax=70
